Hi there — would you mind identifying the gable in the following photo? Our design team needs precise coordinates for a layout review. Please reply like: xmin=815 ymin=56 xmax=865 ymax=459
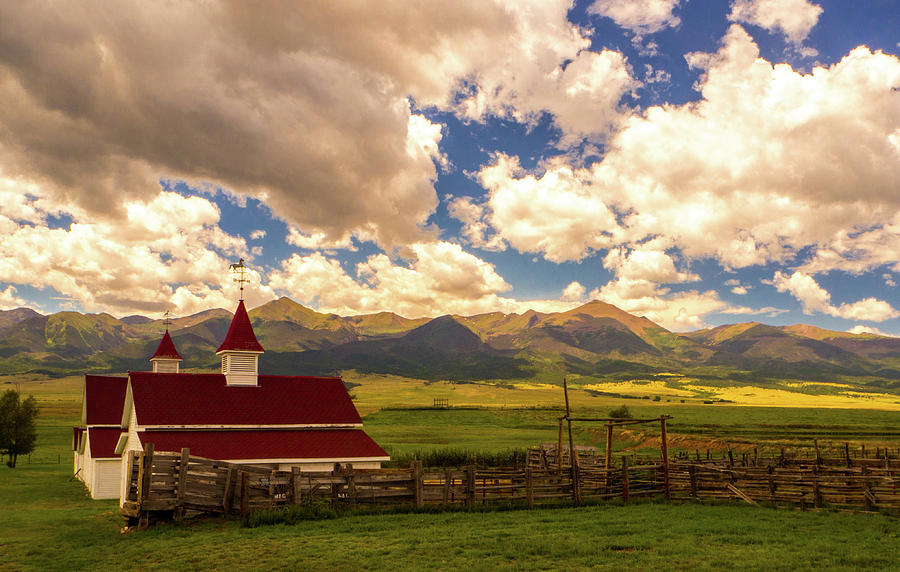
xmin=129 ymin=372 xmax=362 ymax=426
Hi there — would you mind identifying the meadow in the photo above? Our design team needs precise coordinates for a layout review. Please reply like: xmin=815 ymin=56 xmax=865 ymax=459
xmin=1 ymin=373 xmax=899 ymax=570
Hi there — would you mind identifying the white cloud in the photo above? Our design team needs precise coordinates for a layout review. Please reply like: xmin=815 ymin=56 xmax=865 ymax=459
xmin=562 ymin=281 xmax=587 ymax=302
xmin=249 ymin=230 xmax=266 ymax=240
xmin=719 ymin=305 xmax=788 ymax=316
xmin=468 ymin=26 xmax=900 ymax=273
xmin=772 ymin=270 xmax=899 ymax=322
xmin=0 ymin=1 xmax=637 ymax=253
xmin=847 ymin=325 xmax=896 ymax=337
xmin=0 ymin=286 xmax=28 ymax=310
xmin=729 ymin=0 xmax=823 ymax=48
xmin=590 ymin=0 xmax=682 ymax=36
xmin=0 ymin=187 xmax=273 ymax=317
xmin=731 ymin=286 xmax=749 ymax=295
xmin=471 ymin=155 xmax=620 ymax=262
xmin=797 ymin=214 xmax=900 ymax=276
xmin=267 ymin=241 xmax=583 ymax=318
xmin=587 ymin=246 xmax=723 ymax=331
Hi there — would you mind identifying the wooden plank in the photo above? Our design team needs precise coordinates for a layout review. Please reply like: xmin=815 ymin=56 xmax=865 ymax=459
xmin=726 ymin=483 xmax=758 ymax=506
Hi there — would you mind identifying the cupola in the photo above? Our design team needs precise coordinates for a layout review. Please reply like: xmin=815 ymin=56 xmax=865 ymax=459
xmin=149 ymin=329 xmax=183 ymax=373
xmin=216 ymin=299 xmax=264 ymax=386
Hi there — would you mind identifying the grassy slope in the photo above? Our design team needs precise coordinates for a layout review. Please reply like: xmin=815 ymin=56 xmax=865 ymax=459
xmin=1 ymin=375 xmax=899 ymax=570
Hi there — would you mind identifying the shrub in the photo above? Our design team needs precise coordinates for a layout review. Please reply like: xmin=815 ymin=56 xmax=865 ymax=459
xmin=608 ymin=405 xmax=633 ymax=419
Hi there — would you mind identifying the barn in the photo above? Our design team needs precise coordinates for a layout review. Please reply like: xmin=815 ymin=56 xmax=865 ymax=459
xmin=74 ymin=298 xmax=389 ymax=503
xmin=73 ymin=374 xmax=128 ymax=499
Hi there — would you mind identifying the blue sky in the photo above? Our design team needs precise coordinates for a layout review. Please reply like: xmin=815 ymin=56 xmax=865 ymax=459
xmin=0 ymin=0 xmax=899 ymax=334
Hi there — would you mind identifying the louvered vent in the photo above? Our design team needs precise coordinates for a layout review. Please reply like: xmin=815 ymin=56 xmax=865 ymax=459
xmin=221 ymin=351 xmax=259 ymax=386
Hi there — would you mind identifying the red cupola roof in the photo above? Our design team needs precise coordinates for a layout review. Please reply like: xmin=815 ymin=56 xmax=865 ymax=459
xmin=216 ymin=300 xmax=264 ymax=353
xmin=150 ymin=330 xmax=183 ymax=360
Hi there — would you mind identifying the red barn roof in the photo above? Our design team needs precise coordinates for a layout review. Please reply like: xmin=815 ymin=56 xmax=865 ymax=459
xmin=150 ymin=330 xmax=182 ymax=360
xmin=216 ymin=300 xmax=264 ymax=353
xmin=88 ymin=427 xmax=125 ymax=458
xmin=138 ymin=429 xmax=388 ymax=461
xmin=128 ymin=373 xmax=362 ymax=426
xmin=83 ymin=375 xmax=128 ymax=425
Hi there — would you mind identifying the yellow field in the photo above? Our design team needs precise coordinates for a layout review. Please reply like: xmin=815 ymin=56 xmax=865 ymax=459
xmin=580 ymin=377 xmax=900 ymax=410
xmin=6 ymin=370 xmax=899 ymax=422
xmin=343 ymin=371 xmax=900 ymax=413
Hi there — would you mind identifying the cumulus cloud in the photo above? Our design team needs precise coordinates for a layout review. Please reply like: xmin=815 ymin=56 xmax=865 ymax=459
xmin=0 ymin=188 xmax=272 ymax=317
xmin=0 ymin=1 xmax=638 ymax=254
xmin=590 ymin=0 xmax=682 ymax=36
xmin=467 ymin=155 xmax=620 ymax=262
xmin=729 ymin=0 xmax=823 ymax=48
xmin=267 ymin=241 xmax=581 ymax=318
xmin=561 ymin=281 xmax=587 ymax=302
xmin=847 ymin=325 xmax=896 ymax=337
xmin=797 ymin=214 xmax=900 ymax=276
xmin=465 ymin=26 xmax=900 ymax=273
xmin=585 ymin=245 xmax=725 ymax=331
xmin=772 ymin=271 xmax=899 ymax=322
xmin=0 ymin=285 xmax=28 ymax=310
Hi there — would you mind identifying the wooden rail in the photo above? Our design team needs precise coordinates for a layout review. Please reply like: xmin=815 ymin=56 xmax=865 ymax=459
xmin=121 ymin=445 xmax=899 ymax=529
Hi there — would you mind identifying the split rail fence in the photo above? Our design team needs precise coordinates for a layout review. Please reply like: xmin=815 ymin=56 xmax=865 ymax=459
xmin=121 ymin=443 xmax=899 ymax=528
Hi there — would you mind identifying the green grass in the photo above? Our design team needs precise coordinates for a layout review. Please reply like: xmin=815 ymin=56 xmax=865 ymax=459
xmin=2 ymin=464 xmax=898 ymax=572
xmin=1 ymin=375 xmax=899 ymax=570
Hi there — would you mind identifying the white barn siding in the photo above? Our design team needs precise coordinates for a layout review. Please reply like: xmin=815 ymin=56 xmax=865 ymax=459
xmin=127 ymin=406 xmax=140 ymax=452
xmin=90 ymin=459 xmax=121 ymax=499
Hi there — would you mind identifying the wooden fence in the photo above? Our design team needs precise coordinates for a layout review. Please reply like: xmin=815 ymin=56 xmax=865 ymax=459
xmin=121 ymin=444 xmax=899 ymax=528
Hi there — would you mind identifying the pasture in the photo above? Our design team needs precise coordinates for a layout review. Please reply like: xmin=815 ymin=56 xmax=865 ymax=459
xmin=1 ymin=373 xmax=899 ymax=570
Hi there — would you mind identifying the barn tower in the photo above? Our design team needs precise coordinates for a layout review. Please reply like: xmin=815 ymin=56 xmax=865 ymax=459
xmin=216 ymin=299 xmax=264 ymax=386
xmin=149 ymin=318 xmax=183 ymax=373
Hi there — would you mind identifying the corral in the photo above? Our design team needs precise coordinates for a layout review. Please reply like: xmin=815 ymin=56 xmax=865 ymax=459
xmin=121 ymin=440 xmax=900 ymax=528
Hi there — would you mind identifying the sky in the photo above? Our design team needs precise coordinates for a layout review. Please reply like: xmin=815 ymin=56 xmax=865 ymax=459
xmin=0 ymin=0 xmax=899 ymax=334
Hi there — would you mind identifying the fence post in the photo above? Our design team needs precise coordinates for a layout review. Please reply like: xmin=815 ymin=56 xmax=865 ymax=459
xmin=443 ymin=469 xmax=451 ymax=504
xmin=174 ymin=448 xmax=189 ymax=523
xmin=862 ymin=465 xmax=874 ymax=511
xmin=845 ymin=442 xmax=852 ymax=467
xmin=465 ymin=464 xmax=476 ymax=507
xmin=223 ymin=466 xmax=237 ymax=514
xmin=139 ymin=443 xmax=154 ymax=504
xmin=292 ymin=466 xmax=302 ymax=506
xmin=812 ymin=467 xmax=822 ymax=509
xmin=689 ymin=464 xmax=697 ymax=498
xmin=240 ymin=472 xmax=248 ymax=520
xmin=621 ymin=455 xmax=630 ymax=503
xmin=412 ymin=460 xmax=424 ymax=509
xmin=556 ymin=419 xmax=563 ymax=475
xmin=660 ymin=416 xmax=670 ymax=499
xmin=604 ymin=422 xmax=613 ymax=496
xmin=526 ymin=468 xmax=534 ymax=508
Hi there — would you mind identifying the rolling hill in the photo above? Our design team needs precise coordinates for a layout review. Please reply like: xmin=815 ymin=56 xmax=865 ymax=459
xmin=1 ymin=298 xmax=898 ymax=395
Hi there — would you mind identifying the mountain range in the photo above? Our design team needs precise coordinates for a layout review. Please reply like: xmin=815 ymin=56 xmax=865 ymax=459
xmin=1 ymin=298 xmax=898 ymax=395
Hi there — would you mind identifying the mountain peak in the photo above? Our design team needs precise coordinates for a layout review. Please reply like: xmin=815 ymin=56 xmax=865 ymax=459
xmin=403 ymin=315 xmax=484 ymax=352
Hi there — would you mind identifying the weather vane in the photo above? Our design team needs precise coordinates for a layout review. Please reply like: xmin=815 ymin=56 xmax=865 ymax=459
xmin=162 ymin=310 xmax=172 ymax=331
xmin=230 ymin=258 xmax=250 ymax=301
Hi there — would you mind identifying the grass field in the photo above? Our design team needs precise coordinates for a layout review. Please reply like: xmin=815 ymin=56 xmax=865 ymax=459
xmin=1 ymin=373 xmax=899 ymax=570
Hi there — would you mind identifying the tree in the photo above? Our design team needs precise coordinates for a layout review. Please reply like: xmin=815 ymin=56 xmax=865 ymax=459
xmin=0 ymin=389 xmax=38 ymax=468
xmin=608 ymin=404 xmax=632 ymax=419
